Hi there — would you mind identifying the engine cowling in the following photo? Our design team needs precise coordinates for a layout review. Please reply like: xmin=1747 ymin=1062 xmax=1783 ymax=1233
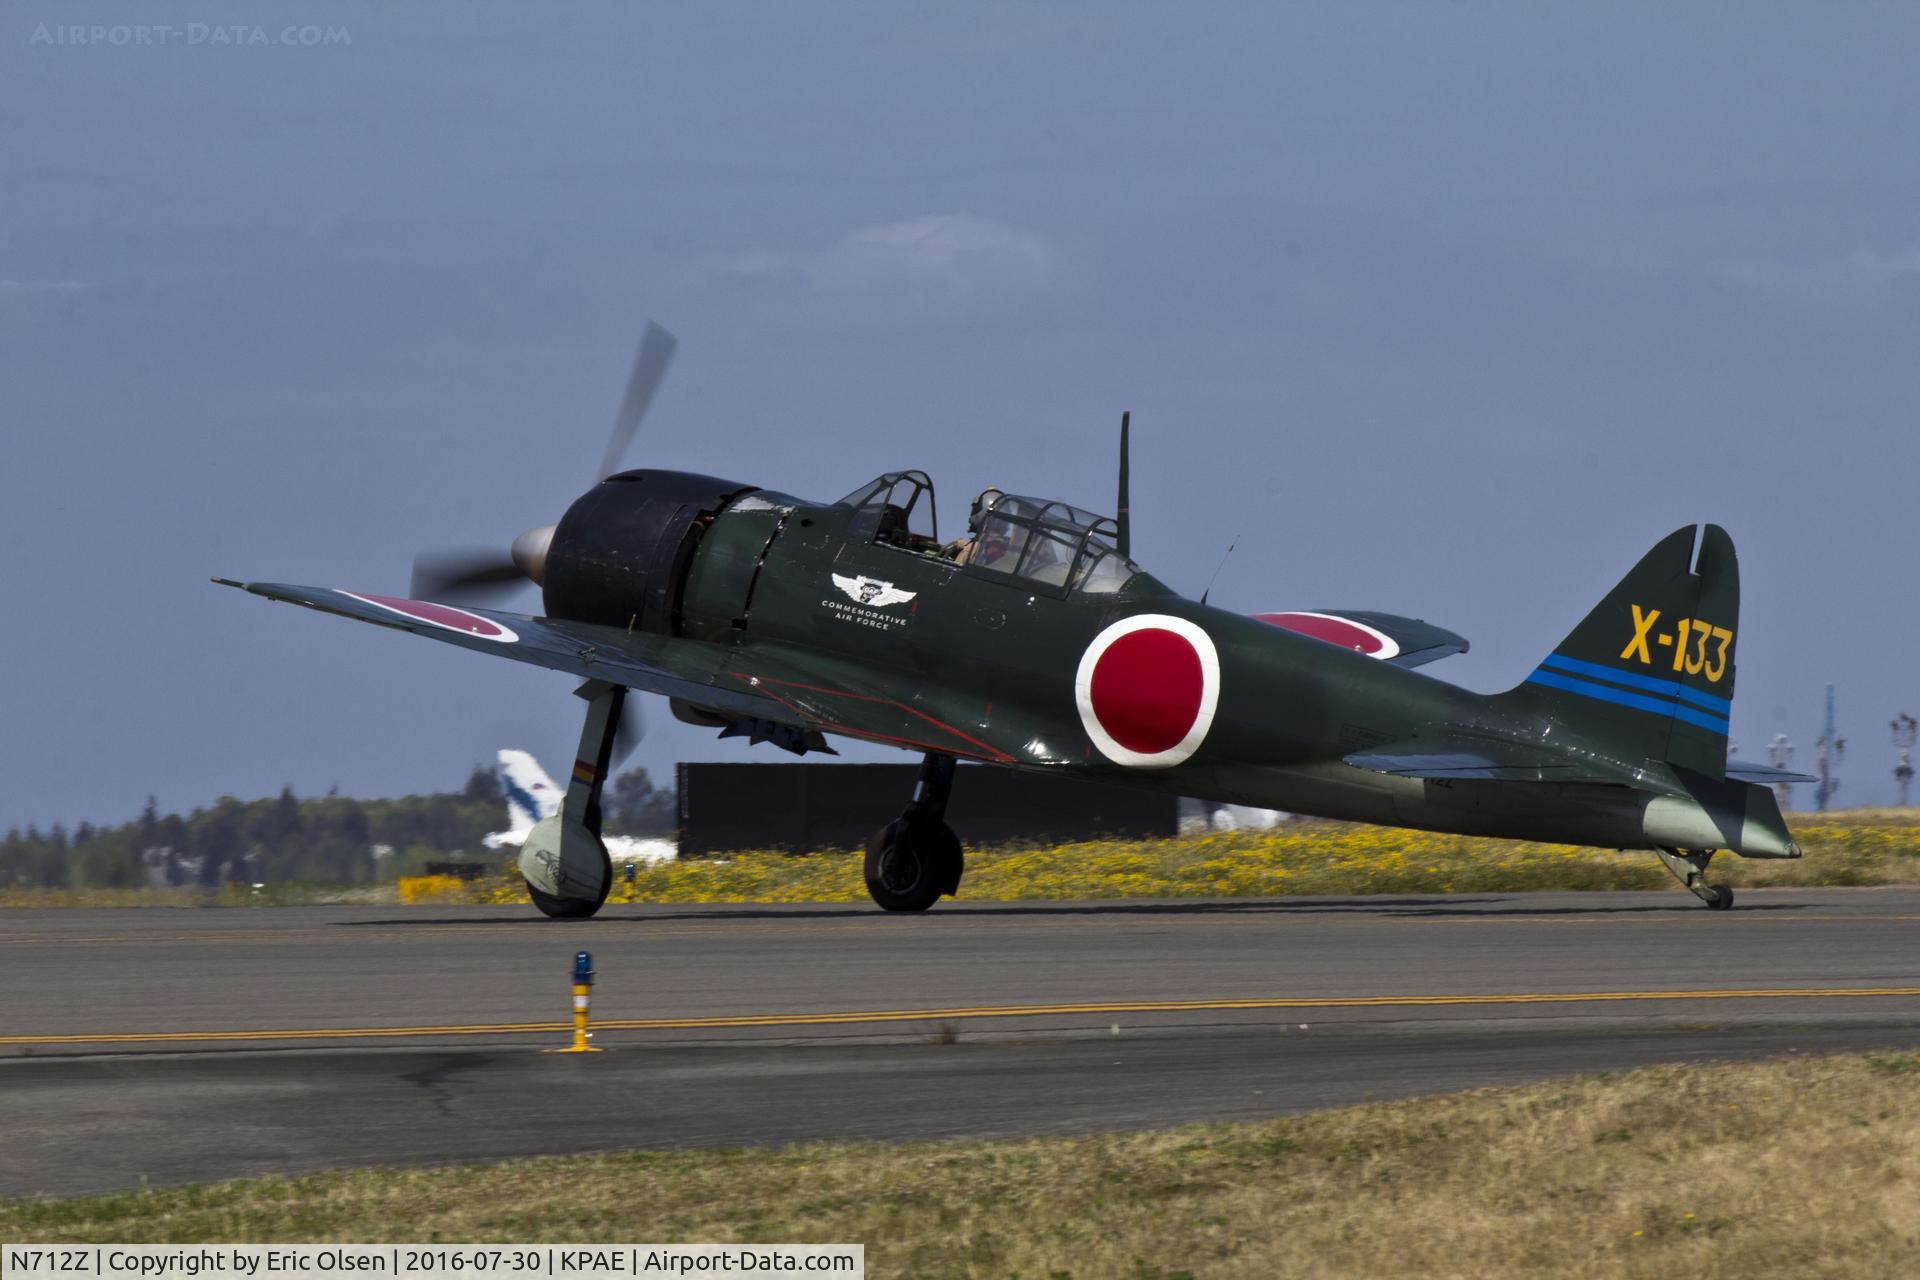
xmin=541 ymin=469 xmax=756 ymax=633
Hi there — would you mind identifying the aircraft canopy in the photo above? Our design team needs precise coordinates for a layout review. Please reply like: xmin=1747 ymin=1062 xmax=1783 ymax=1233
xmin=837 ymin=473 xmax=1142 ymax=595
xmin=967 ymin=490 xmax=1137 ymax=594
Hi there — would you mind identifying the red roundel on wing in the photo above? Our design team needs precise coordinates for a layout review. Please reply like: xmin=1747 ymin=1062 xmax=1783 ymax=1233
xmin=361 ymin=594 xmax=512 ymax=639
xmin=1088 ymin=627 xmax=1206 ymax=755
xmin=1252 ymin=612 xmax=1386 ymax=655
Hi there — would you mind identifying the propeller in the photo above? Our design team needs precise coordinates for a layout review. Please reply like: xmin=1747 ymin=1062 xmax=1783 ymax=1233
xmin=406 ymin=322 xmax=678 ymax=605
xmin=610 ymin=697 xmax=645 ymax=769
xmin=408 ymin=547 xmax=531 ymax=608
xmin=598 ymin=321 xmax=678 ymax=482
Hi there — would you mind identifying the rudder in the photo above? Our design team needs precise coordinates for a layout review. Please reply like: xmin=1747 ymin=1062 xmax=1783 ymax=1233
xmin=1516 ymin=524 xmax=1738 ymax=779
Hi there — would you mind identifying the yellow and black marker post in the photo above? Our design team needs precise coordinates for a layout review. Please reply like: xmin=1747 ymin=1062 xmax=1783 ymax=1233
xmin=548 ymin=950 xmax=603 ymax=1053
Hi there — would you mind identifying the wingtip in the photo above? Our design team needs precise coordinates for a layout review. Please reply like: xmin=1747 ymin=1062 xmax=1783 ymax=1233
xmin=211 ymin=576 xmax=246 ymax=589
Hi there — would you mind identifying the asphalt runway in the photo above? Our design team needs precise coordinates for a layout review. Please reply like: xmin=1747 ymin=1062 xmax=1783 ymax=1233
xmin=4 ymin=887 xmax=1918 ymax=1198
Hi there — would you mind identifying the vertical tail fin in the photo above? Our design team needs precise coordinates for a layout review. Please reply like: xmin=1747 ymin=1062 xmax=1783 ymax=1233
xmin=1515 ymin=524 xmax=1738 ymax=779
xmin=497 ymin=749 xmax=563 ymax=835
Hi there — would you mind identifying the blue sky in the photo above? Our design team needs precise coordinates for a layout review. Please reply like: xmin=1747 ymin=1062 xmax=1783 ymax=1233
xmin=5 ymin=2 xmax=1918 ymax=827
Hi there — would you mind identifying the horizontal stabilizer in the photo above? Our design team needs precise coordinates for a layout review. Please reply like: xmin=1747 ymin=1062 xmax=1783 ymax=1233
xmin=1252 ymin=610 xmax=1469 ymax=670
xmin=1726 ymin=760 xmax=1816 ymax=785
xmin=1345 ymin=736 xmax=1641 ymax=785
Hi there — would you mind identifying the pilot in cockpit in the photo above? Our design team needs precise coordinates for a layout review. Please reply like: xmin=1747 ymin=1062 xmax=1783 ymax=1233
xmin=944 ymin=488 xmax=1005 ymax=565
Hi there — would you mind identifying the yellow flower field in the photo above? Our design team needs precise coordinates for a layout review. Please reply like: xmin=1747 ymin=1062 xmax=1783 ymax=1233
xmin=475 ymin=814 xmax=1920 ymax=906
xmin=396 ymin=873 xmax=469 ymax=904
xmin=9 ymin=814 xmax=1912 ymax=908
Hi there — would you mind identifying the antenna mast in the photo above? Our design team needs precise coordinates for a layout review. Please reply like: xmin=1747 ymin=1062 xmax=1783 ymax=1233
xmin=1200 ymin=542 xmax=1236 ymax=606
xmin=1115 ymin=410 xmax=1131 ymax=560
xmin=1813 ymin=684 xmax=1845 ymax=812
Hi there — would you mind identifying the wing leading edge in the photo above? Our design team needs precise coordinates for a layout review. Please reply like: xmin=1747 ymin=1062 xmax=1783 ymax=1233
xmin=219 ymin=580 xmax=1037 ymax=765
xmin=217 ymin=580 xmax=798 ymax=727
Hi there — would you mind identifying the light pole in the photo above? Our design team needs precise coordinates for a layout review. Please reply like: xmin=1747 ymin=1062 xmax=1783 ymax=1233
xmin=1893 ymin=713 xmax=1917 ymax=808
xmin=1766 ymin=733 xmax=1796 ymax=809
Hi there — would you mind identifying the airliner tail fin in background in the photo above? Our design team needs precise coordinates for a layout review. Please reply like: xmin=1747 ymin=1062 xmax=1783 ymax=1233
xmin=482 ymin=748 xmax=564 ymax=850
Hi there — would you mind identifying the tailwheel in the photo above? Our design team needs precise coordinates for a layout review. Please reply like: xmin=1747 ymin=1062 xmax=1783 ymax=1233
xmin=865 ymin=816 xmax=963 ymax=912
xmin=1655 ymin=848 xmax=1734 ymax=910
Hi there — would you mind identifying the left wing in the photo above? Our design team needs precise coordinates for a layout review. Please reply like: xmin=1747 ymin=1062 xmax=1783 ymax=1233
xmin=220 ymin=580 xmax=1033 ymax=763
xmin=710 ymin=642 xmax=1027 ymax=765
xmin=217 ymin=580 xmax=802 ymax=727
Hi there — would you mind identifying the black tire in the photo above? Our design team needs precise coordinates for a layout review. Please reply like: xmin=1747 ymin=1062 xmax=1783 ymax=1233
xmin=1704 ymin=885 xmax=1735 ymax=911
xmin=865 ymin=818 xmax=963 ymax=912
xmin=525 ymin=839 xmax=613 ymax=919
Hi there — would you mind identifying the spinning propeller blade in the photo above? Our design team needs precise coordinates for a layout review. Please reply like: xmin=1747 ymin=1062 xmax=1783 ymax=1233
xmin=598 ymin=321 xmax=678 ymax=482
xmin=610 ymin=697 xmax=645 ymax=769
xmin=406 ymin=322 xmax=677 ymax=604
xmin=408 ymin=548 xmax=527 ymax=606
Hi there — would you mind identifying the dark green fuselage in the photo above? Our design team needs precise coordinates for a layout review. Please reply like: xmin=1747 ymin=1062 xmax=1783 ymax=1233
xmin=666 ymin=488 xmax=1793 ymax=860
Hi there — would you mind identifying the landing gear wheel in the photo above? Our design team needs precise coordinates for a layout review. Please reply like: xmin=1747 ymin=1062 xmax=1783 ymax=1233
xmin=865 ymin=817 xmax=963 ymax=912
xmin=519 ymin=680 xmax=625 ymax=921
xmin=525 ymin=841 xmax=613 ymax=920
xmin=1703 ymin=885 xmax=1735 ymax=911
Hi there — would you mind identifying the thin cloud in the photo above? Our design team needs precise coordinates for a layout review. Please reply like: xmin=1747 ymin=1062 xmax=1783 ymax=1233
xmin=0 ymin=279 xmax=90 ymax=293
xmin=715 ymin=213 xmax=1058 ymax=304
xmin=1721 ymin=248 xmax=1920 ymax=304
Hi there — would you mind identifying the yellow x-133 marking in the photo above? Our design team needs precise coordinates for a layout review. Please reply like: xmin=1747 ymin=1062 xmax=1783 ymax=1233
xmin=1622 ymin=604 xmax=1732 ymax=682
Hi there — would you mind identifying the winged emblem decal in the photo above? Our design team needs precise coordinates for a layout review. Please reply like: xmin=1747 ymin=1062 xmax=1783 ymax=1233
xmin=831 ymin=573 xmax=917 ymax=608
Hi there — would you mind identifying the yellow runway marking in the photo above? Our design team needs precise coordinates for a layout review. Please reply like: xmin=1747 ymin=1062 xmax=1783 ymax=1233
xmin=1425 ymin=914 xmax=1920 ymax=925
xmin=0 ymin=925 xmax=545 ymax=947
xmin=3 ymin=912 xmax=1915 ymax=949
xmin=6 ymin=985 xmax=1920 ymax=1048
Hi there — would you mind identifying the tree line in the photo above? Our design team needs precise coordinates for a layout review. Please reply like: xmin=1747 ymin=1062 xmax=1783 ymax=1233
xmin=1 ymin=765 xmax=677 ymax=889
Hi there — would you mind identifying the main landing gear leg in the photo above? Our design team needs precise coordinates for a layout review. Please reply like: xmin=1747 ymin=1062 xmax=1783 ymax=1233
xmin=520 ymin=680 xmax=624 ymax=920
xmin=864 ymin=752 xmax=963 ymax=912
xmin=1656 ymin=847 xmax=1734 ymax=910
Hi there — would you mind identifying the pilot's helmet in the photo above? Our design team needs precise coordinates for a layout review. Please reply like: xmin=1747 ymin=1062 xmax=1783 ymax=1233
xmin=969 ymin=487 xmax=1004 ymax=531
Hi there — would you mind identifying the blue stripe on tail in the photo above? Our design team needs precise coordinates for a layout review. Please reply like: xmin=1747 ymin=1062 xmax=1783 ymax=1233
xmin=1536 ymin=652 xmax=1732 ymax=714
xmin=1526 ymin=662 xmax=1731 ymax=734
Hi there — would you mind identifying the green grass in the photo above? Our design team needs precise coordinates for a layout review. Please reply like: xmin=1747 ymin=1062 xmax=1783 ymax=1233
xmin=5 ymin=1051 xmax=1917 ymax=1277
